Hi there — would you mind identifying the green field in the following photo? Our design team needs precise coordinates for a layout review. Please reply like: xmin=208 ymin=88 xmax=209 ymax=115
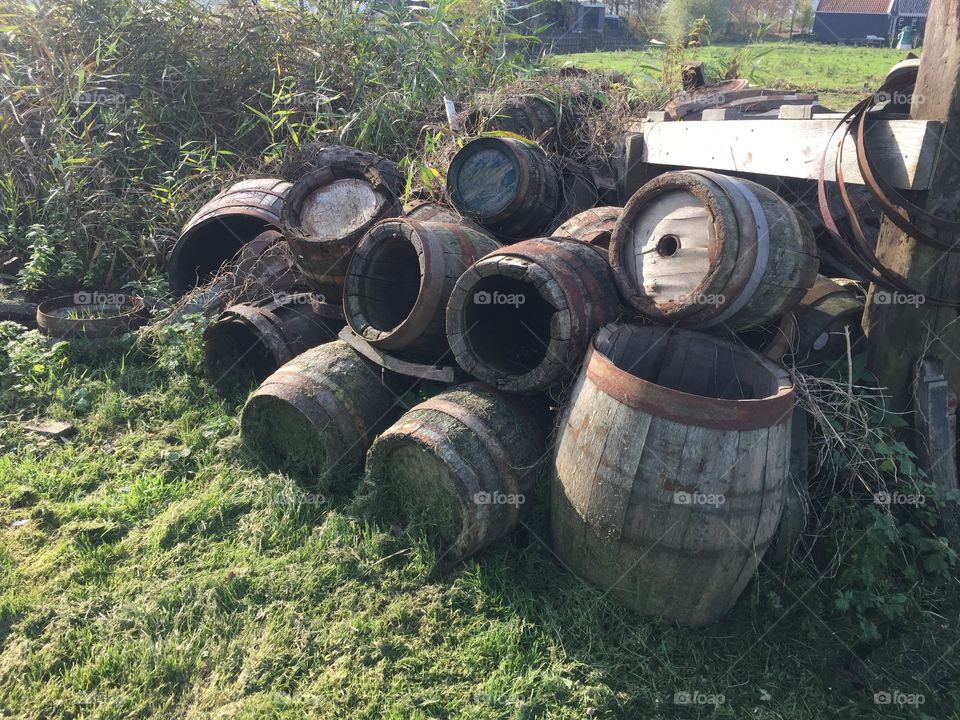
xmin=551 ymin=42 xmax=911 ymax=111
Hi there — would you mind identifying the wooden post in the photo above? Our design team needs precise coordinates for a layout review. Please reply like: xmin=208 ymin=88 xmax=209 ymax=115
xmin=864 ymin=1 xmax=960 ymax=420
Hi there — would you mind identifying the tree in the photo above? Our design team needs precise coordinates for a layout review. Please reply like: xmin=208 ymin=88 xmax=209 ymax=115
xmin=663 ymin=0 xmax=731 ymax=46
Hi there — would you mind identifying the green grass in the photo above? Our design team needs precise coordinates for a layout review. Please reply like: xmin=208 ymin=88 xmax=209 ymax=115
xmin=0 ymin=323 xmax=957 ymax=718
xmin=550 ymin=42 xmax=911 ymax=111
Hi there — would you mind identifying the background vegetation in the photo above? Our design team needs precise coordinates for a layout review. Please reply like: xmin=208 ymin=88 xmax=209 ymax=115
xmin=0 ymin=0 xmax=956 ymax=718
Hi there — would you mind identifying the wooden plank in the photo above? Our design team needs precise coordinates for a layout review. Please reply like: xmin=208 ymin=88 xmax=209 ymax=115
xmin=638 ymin=118 xmax=941 ymax=190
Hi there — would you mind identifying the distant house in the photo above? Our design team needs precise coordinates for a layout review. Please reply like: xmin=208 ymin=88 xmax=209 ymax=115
xmin=813 ymin=0 xmax=929 ymax=44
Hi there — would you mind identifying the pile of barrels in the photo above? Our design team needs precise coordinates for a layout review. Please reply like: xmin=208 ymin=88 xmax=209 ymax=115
xmin=168 ymin=127 xmax=866 ymax=627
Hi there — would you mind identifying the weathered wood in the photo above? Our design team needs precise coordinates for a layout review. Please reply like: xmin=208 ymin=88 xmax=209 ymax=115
xmin=364 ymin=383 xmax=547 ymax=562
xmin=446 ymin=237 xmax=619 ymax=393
xmin=344 ymin=219 xmax=500 ymax=361
xmin=634 ymin=118 xmax=941 ymax=191
xmin=338 ymin=326 xmax=459 ymax=383
xmin=282 ymin=146 xmax=401 ymax=302
xmin=865 ymin=0 xmax=960 ymax=433
xmin=203 ymin=292 xmax=344 ymax=394
xmin=241 ymin=340 xmax=402 ymax=487
xmin=550 ymin=323 xmax=794 ymax=626
xmin=447 ymin=137 xmax=559 ymax=241
xmin=554 ymin=206 xmax=622 ymax=250
xmin=610 ymin=170 xmax=819 ymax=331
xmin=169 ymin=178 xmax=292 ymax=294
xmin=23 ymin=420 xmax=76 ymax=439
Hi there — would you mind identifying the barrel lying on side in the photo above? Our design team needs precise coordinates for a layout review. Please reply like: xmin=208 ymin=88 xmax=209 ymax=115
xmin=344 ymin=219 xmax=500 ymax=362
xmin=282 ymin=146 xmax=401 ymax=301
xmin=241 ymin=340 xmax=401 ymax=487
xmin=447 ymin=137 xmax=559 ymax=241
xmin=169 ymin=178 xmax=292 ymax=295
xmin=554 ymin=206 xmax=622 ymax=250
xmin=364 ymin=383 xmax=547 ymax=561
xmin=204 ymin=292 xmax=344 ymax=393
xmin=446 ymin=237 xmax=619 ymax=394
xmin=551 ymin=323 xmax=794 ymax=626
xmin=609 ymin=170 xmax=819 ymax=331
xmin=761 ymin=275 xmax=865 ymax=371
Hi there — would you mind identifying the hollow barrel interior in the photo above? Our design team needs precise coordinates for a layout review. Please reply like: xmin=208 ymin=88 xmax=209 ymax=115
xmin=171 ymin=215 xmax=272 ymax=293
xmin=352 ymin=229 xmax=424 ymax=332
xmin=595 ymin=325 xmax=782 ymax=402
xmin=461 ymin=273 xmax=556 ymax=375
xmin=622 ymin=189 xmax=714 ymax=306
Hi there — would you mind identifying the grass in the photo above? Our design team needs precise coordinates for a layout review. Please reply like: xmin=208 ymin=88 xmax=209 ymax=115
xmin=549 ymin=42 xmax=912 ymax=111
xmin=0 ymin=323 xmax=957 ymax=719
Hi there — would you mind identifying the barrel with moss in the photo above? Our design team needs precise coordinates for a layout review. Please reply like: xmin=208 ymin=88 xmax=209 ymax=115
xmin=364 ymin=383 xmax=547 ymax=561
xmin=554 ymin=206 xmax=622 ymax=250
xmin=241 ymin=340 xmax=401 ymax=488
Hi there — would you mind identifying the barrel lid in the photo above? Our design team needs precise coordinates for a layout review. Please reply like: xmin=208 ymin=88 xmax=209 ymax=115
xmin=585 ymin=323 xmax=795 ymax=431
xmin=448 ymin=137 xmax=524 ymax=220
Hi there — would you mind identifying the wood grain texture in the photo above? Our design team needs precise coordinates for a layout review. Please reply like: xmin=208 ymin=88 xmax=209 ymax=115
xmin=550 ymin=323 xmax=793 ymax=626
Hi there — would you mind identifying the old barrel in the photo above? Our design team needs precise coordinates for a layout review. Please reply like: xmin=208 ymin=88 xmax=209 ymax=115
xmin=761 ymin=275 xmax=865 ymax=372
xmin=343 ymin=219 xmax=500 ymax=361
xmin=551 ymin=323 xmax=794 ymax=626
xmin=554 ymin=206 xmax=622 ymax=250
xmin=203 ymin=292 xmax=344 ymax=393
xmin=169 ymin=178 xmax=291 ymax=295
xmin=403 ymin=200 xmax=488 ymax=234
xmin=282 ymin=147 xmax=401 ymax=301
xmin=364 ymin=383 xmax=547 ymax=561
xmin=446 ymin=237 xmax=619 ymax=393
xmin=768 ymin=407 xmax=811 ymax=563
xmin=241 ymin=340 xmax=402 ymax=487
xmin=609 ymin=170 xmax=819 ymax=331
xmin=447 ymin=137 xmax=559 ymax=241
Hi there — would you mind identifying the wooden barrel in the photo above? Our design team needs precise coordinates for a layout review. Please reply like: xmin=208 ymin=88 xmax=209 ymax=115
xmin=282 ymin=147 xmax=401 ymax=301
xmin=241 ymin=340 xmax=401 ymax=487
xmin=485 ymin=96 xmax=562 ymax=146
xmin=203 ymin=292 xmax=344 ymax=393
xmin=403 ymin=200 xmax=488 ymax=234
xmin=551 ymin=323 xmax=794 ymax=626
xmin=447 ymin=137 xmax=559 ymax=241
xmin=768 ymin=407 xmax=810 ymax=563
xmin=343 ymin=219 xmax=500 ymax=361
xmin=364 ymin=383 xmax=547 ymax=561
xmin=609 ymin=170 xmax=819 ymax=331
xmin=169 ymin=178 xmax=291 ymax=295
xmin=554 ymin=206 xmax=622 ymax=250
xmin=445 ymin=237 xmax=618 ymax=393
xmin=762 ymin=275 xmax=865 ymax=371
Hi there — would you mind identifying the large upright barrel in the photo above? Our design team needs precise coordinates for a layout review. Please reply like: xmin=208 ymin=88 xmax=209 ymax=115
xmin=343 ymin=219 xmax=500 ymax=361
xmin=447 ymin=137 xmax=559 ymax=241
xmin=204 ymin=292 xmax=344 ymax=393
xmin=169 ymin=178 xmax=291 ymax=295
xmin=241 ymin=341 xmax=402 ymax=487
xmin=551 ymin=323 xmax=794 ymax=626
xmin=282 ymin=147 xmax=401 ymax=301
xmin=609 ymin=170 xmax=818 ymax=331
xmin=364 ymin=383 xmax=547 ymax=561
xmin=446 ymin=237 xmax=619 ymax=393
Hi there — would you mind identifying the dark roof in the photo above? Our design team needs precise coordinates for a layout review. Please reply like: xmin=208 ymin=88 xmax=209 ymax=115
xmin=816 ymin=0 xmax=892 ymax=13
xmin=895 ymin=0 xmax=929 ymax=16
